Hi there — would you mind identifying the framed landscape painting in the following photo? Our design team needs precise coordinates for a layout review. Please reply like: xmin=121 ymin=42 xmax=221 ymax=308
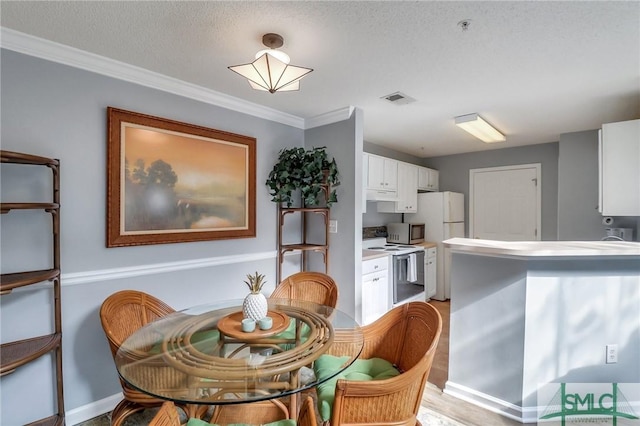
xmin=107 ymin=107 xmax=256 ymax=247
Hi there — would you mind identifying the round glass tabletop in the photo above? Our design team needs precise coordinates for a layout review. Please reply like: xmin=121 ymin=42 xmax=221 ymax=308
xmin=115 ymin=298 xmax=363 ymax=405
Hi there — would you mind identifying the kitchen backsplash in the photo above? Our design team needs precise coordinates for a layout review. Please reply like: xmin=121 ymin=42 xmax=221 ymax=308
xmin=363 ymin=226 xmax=388 ymax=239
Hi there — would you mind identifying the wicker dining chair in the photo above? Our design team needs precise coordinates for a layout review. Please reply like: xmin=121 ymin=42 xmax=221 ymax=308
xmin=149 ymin=400 xmax=182 ymax=426
xmin=209 ymin=398 xmax=290 ymax=424
xmin=270 ymin=272 xmax=338 ymax=308
xmin=150 ymin=397 xmax=318 ymax=426
xmin=314 ymin=301 xmax=442 ymax=426
xmin=100 ymin=290 xmax=206 ymax=425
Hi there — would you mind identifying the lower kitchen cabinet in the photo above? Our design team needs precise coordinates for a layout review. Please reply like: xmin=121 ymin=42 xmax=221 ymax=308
xmin=425 ymin=247 xmax=437 ymax=300
xmin=361 ymin=255 xmax=389 ymax=325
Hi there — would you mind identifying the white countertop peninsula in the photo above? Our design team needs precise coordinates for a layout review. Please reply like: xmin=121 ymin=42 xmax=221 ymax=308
xmin=442 ymin=238 xmax=640 ymax=424
xmin=444 ymin=237 xmax=640 ymax=257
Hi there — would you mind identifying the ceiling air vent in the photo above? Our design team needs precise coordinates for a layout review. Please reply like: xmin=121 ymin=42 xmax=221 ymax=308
xmin=381 ymin=91 xmax=416 ymax=105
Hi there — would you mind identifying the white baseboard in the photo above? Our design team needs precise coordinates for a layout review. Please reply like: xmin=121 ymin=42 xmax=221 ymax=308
xmin=65 ymin=393 xmax=122 ymax=425
xmin=444 ymin=381 xmax=538 ymax=424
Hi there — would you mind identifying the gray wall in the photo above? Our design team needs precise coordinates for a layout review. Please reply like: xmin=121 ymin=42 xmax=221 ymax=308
xmin=364 ymin=141 xmax=424 ymax=165
xmin=367 ymin=137 xmax=639 ymax=241
xmin=305 ymin=111 xmax=363 ymax=317
xmin=0 ymin=49 xmax=311 ymax=425
xmin=558 ymin=129 xmax=640 ymax=241
xmin=423 ymin=143 xmax=560 ymax=240
xmin=449 ymin=252 xmax=640 ymax=421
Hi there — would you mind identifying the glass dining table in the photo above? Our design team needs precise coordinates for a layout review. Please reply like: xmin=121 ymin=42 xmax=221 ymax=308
xmin=115 ymin=297 xmax=363 ymax=418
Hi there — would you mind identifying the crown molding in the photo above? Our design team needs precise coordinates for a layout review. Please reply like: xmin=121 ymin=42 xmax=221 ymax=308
xmin=306 ymin=106 xmax=355 ymax=129
xmin=0 ymin=27 xmax=306 ymax=129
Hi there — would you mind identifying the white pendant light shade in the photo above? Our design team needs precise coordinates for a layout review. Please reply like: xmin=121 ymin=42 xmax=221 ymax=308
xmin=255 ymin=49 xmax=290 ymax=63
xmin=249 ymin=80 xmax=300 ymax=92
xmin=228 ymin=33 xmax=313 ymax=93
xmin=454 ymin=113 xmax=506 ymax=143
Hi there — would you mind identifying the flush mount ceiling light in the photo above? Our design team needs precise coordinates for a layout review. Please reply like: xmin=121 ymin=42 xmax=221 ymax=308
xmin=228 ymin=33 xmax=313 ymax=93
xmin=454 ymin=113 xmax=506 ymax=143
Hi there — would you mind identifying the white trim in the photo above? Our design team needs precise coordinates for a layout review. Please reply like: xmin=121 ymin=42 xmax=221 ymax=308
xmin=444 ymin=381 xmax=534 ymax=423
xmin=62 ymin=250 xmax=277 ymax=286
xmin=65 ymin=392 xmax=122 ymax=426
xmin=0 ymin=28 xmax=305 ymax=128
xmin=306 ymin=106 xmax=355 ymax=129
xmin=8 ymin=250 xmax=286 ymax=292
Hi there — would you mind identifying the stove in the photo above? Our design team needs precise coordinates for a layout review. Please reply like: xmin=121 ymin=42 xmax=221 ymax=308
xmin=363 ymin=237 xmax=426 ymax=306
xmin=363 ymin=237 xmax=425 ymax=255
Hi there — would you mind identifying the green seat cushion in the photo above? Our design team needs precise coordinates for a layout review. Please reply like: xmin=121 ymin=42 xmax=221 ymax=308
xmin=149 ymin=329 xmax=220 ymax=355
xmin=187 ymin=419 xmax=212 ymax=426
xmin=274 ymin=319 xmax=311 ymax=350
xmin=187 ymin=419 xmax=295 ymax=426
xmin=275 ymin=318 xmax=311 ymax=340
xmin=313 ymin=355 xmax=400 ymax=421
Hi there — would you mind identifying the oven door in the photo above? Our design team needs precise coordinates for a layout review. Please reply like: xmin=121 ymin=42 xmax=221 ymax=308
xmin=392 ymin=250 xmax=425 ymax=304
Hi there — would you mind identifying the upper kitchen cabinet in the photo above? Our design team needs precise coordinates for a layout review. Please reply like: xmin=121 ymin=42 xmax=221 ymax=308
xmin=599 ymin=119 xmax=640 ymax=216
xmin=418 ymin=166 xmax=439 ymax=192
xmin=366 ymin=154 xmax=398 ymax=201
xmin=378 ymin=161 xmax=418 ymax=213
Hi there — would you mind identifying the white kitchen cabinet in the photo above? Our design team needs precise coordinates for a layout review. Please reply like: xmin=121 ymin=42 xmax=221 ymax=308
xmin=418 ymin=166 xmax=439 ymax=192
xmin=425 ymin=247 xmax=437 ymax=300
xmin=366 ymin=154 xmax=398 ymax=200
xmin=377 ymin=161 xmax=418 ymax=213
xmin=361 ymin=255 xmax=389 ymax=325
xmin=599 ymin=119 xmax=640 ymax=216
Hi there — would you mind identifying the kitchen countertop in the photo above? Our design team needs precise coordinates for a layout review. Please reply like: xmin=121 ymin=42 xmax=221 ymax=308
xmin=444 ymin=237 xmax=640 ymax=258
xmin=417 ymin=241 xmax=437 ymax=249
xmin=362 ymin=250 xmax=389 ymax=261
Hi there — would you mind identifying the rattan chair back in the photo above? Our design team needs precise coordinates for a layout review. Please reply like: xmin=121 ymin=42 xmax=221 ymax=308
xmin=149 ymin=401 xmax=181 ymax=426
xmin=326 ymin=301 xmax=442 ymax=426
xmin=271 ymin=272 xmax=338 ymax=308
xmin=100 ymin=290 xmax=175 ymax=357
xmin=298 ymin=395 xmax=319 ymax=426
xmin=100 ymin=290 xmax=179 ymax=426
xmin=210 ymin=398 xmax=289 ymax=424
xmin=209 ymin=396 xmax=317 ymax=425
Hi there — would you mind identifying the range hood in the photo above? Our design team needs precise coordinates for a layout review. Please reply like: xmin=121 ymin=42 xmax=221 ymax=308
xmin=366 ymin=189 xmax=399 ymax=202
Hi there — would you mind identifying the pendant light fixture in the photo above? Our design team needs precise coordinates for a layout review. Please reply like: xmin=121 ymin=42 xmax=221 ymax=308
xmin=454 ymin=113 xmax=506 ymax=143
xmin=228 ymin=33 xmax=313 ymax=93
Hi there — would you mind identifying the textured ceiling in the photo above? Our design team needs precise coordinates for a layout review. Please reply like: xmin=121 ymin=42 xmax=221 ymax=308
xmin=1 ymin=1 xmax=639 ymax=157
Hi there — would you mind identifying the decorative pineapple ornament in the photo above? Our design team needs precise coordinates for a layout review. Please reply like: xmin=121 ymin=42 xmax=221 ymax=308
xmin=242 ymin=272 xmax=268 ymax=321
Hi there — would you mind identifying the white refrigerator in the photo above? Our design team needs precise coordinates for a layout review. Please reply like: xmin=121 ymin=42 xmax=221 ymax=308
xmin=406 ymin=191 xmax=464 ymax=300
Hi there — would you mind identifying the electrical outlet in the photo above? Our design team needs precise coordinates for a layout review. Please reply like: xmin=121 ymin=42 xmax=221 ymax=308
xmin=606 ymin=344 xmax=618 ymax=364
xmin=329 ymin=220 xmax=338 ymax=233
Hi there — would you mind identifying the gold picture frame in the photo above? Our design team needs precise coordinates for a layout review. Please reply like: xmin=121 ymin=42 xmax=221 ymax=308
xmin=107 ymin=107 xmax=256 ymax=247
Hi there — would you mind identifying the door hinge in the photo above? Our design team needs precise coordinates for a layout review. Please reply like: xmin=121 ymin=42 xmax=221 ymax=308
xmin=535 ymin=228 xmax=538 ymax=237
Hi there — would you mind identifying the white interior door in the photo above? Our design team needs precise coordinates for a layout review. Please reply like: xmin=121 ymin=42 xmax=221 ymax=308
xmin=470 ymin=164 xmax=541 ymax=241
